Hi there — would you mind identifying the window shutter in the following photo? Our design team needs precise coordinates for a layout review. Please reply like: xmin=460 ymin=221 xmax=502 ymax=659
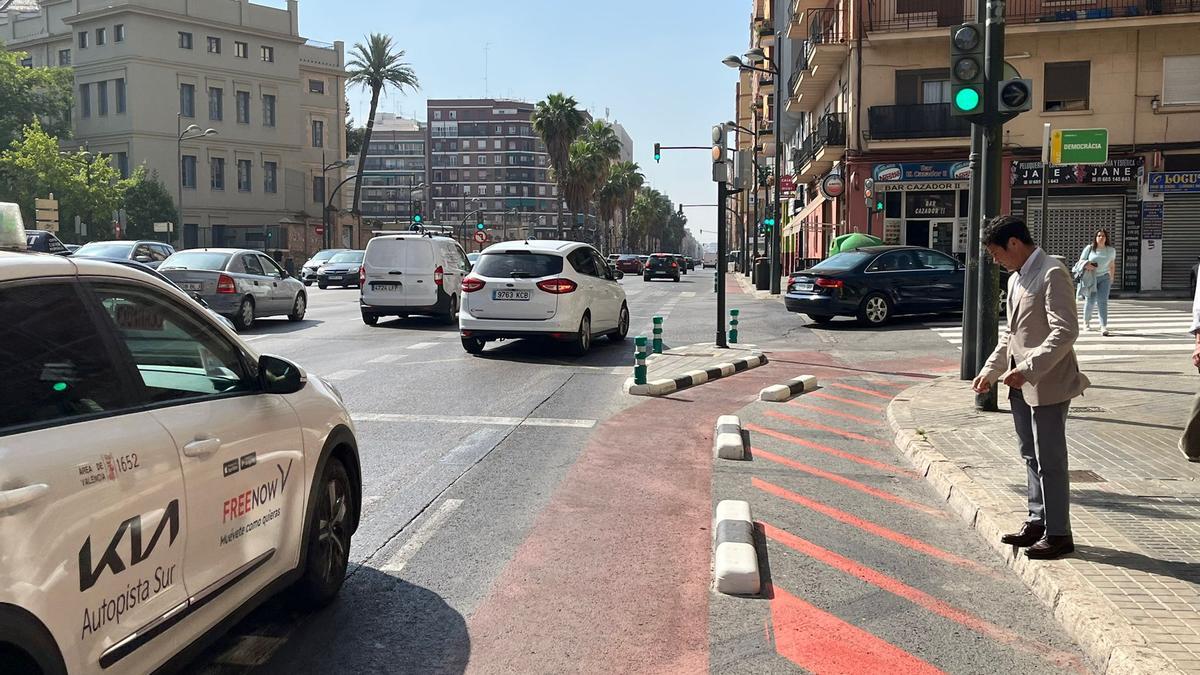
xmin=1163 ymin=55 xmax=1200 ymax=105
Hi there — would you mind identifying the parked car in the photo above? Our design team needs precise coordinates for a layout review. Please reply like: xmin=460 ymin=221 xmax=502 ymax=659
xmin=72 ymin=240 xmax=175 ymax=269
xmin=644 ymin=253 xmax=681 ymax=282
xmin=615 ymin=254 xmax=643 ymax=274
xmin=159 ymin=248 xmax=307 ymax=330
xmin=673 ymin=254 xmax=689 ymax=275
xmin=25 ymin=229 xmax=70 ymax=255
xmin=459 ymin=240 xmax=628 ymax=355
xmin=317 ymin=250 xmax=365 ymax=289
xmin=300 ymin=248 xmax=348 ymax=286
xmin=64 ymin=243 xmax=81 ymax=253
xmin=83 ymin=256 xmax=237 ymax=331
xmin=360 ymin=234 xmax=469 ymax=325
xmin=0 ymin=245 xmax=360 ymax=675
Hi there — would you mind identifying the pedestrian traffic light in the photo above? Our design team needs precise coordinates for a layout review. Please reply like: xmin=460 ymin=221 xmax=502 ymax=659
xmin=997 ymin=78 xmax=1033 ymax=115
xmin=653 ymin=143 xmax=661 ymax=163
xmin=949 ymin=23 xmax=985 ymax=118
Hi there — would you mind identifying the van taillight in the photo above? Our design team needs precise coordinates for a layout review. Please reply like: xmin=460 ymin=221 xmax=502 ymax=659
xmin=434 ymin=265 xmax=444 ymax=286
xmin=216 ymin=274 xmax=236 ymax=294
xmin=359 ymin=265 xmax=365 ymax=286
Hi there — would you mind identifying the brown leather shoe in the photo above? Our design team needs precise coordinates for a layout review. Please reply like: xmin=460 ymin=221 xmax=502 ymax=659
xmin=1025 ymin=535 xmax=1075 ymax=560
xmin=1000 ymin=522 xmax=1045 ymax=547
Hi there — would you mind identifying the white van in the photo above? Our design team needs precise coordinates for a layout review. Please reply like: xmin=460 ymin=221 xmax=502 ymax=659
xmin=360 ymin=233 xmax=470 ymax=325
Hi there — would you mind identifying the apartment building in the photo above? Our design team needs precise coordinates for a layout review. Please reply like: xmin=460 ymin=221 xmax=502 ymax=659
xmin=609 ymin=120 xmax=634 ymax=163
xmin=753 ymin=0 xmax=1200 ymax=291
xmin=354 ymin=113 xmax=426 ymax=224
xmin=1 ymin=0 xmax=346 ymax=263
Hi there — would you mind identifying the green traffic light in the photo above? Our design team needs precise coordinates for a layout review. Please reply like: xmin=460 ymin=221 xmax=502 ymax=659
xmin=413 ymin=214 xmax=422 ymax=223
xmin=53 ymin=382 xmax=67 ymax=392
xmin=954 ymin=87 xmax=981 ymax=112
xmin=476 ymin=222 xmax=485 ymax=230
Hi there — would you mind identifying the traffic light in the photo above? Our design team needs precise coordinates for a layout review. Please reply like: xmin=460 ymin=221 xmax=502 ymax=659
xmin=653 ymin=143 xmax=661 ymax=163
xmin=997 ymin=78 xmax=1033 ymax=115
xmin=412 ymin=212 xmax=423 ymax=224
xmin=949 ymin=23 xmax=985 ymax=118
xmin=475 ymin=216 xmax=485 ymax=231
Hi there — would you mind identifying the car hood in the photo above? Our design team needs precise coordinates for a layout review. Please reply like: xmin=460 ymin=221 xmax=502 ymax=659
xmin=320 ymin=263 xmax=360 ymax=272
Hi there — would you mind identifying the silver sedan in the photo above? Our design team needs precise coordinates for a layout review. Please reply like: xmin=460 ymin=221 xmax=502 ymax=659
xmin=159 ymin=248 xmax=307 ymax=330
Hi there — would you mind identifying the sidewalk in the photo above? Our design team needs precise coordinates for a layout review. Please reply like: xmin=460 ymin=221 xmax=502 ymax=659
xmin=733 ymin=271 xmax=784 ymax=302
xmin=888 ymin=353 xmax=1200 ymax=674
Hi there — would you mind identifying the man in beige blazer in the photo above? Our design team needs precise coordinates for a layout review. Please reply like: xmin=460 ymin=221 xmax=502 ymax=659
xmin=972 ymin=215 xmax=1090 ymax=559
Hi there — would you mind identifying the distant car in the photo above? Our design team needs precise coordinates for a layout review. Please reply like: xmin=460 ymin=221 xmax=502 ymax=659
xmin=72 ymin=240 xmax=175 ymax=269
xmin=467 ymin=252 xmax=481 ymax=267
xmin=317 ymin=250 xmax=365 ymax=289
xmin=644 ymin=253 xmax=681 ymax=282
xmin=615 ymin=254 xmax=643 ymax=274
xmin=300 ymin=248 xmax=348 ymax=286
xmin=674 ymin=254 xmax=689 ymax=275
xmin=684 ymin=256 xmax=697 ymax=270
xmin=159 ymin=248 xmax=307 ymax=330
xmin=64 ymin=243 xmax=81 ymax=253
xmin=360 ymin=234 xmax=469 ymax=325
xmin=83 ymin=256 xmax=237 ymax=331
xmin=702 ymin=251 xmax=718 ymax=268
xmin=459 ymin=240 xmax=628 ymax=355
xmin=24 ymin=229 xmax=70 ymax=255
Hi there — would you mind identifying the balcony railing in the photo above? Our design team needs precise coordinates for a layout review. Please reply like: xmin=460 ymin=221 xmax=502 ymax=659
xmin=866 ymin=0 xmax=1199 ymax=32
xmin=867 ymin=103 xmax=971 ymax=140
xmin=807 ymin=7 xmax=845 ymax=43
xmin=788 ymin=49 xmax=809 ymax=92
xmin=793 ymin=113 xmax=847 ymax=170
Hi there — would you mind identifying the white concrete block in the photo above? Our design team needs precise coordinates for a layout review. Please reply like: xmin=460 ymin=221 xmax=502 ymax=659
xmin=759 ymin=384 xmax=791 ymax=402
xmin=714 ymin=542 xmax=761 ymax=594
xmin=715 ymin=499 xmax=752 ymax=523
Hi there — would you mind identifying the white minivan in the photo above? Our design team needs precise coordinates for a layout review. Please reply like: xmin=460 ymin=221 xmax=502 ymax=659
xmin=359 ymin=234 xmax=470 ymax=325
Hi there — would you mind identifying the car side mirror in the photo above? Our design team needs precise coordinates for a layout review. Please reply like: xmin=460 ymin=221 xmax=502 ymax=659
xmin=280 ymin=269 xmax=290 ymax=278
xmin=259 ymin=354 xmax=306 ymax=394
xmin=135 ymin=255 xmax=152 ymax=263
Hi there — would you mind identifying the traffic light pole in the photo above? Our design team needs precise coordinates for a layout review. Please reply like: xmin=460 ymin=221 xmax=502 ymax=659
xmin=717 ymin=178 xmax=729 ymax=348
xmin=960 ymin=125 xmax=983 ymax=380
xmin=973 ymin=0 xmax=1005 ymax=412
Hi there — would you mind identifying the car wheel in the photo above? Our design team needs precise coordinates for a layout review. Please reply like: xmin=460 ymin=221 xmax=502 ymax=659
xmin=643 ymin=274 xmax=651 ymax=282
xmin=303 ymin=280 xmax=312 ymax=287
xmin=317 ymin=280 xmax=328 ymax=289
xmin=857 ymin=293 xmax=892 ymax=327
xmin=234 ymin=298 xmax=255 ymax=330
xmin=609 ymin=304 xmax=629 ymax=342
xmin=570 ymin=313 xmax=592 ymax=356
xmin=443 ymin=295 xmax=459 ymax=325
xmin=288 ymin=293 xmax=307 ymax=321
xmin=294 ymin=457 xmax=353 ymax=608
xmin=362 ymin=313 xmax=378 ymax=326
xmin=461 ymin=336 xmax=485 ymax=354
xmin=673 ymin=275 xmax=680 ymax=282
xmin=809 ymin=314 xmax=834 ymax=324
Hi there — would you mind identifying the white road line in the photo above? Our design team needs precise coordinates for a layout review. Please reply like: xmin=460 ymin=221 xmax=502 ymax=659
xmin=407 ymin=342 xmax=438 ymax=350
xmin=379 ymin=499 xmax=464 ymax=574
xmin=680 ymin=292 xmax=696 ymax=298
xmin=351 ymin=413 xmax=596 ymax=428
xmin=362 ymin=495 xmax=383 ymax=509
xmin=367 ymin=354 xmax=407 ymax=364
xmin=323 ymin=369 xmax=365 ymax=381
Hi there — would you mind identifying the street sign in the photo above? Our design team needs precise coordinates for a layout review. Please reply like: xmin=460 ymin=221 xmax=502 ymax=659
xmin=35 ymin=196 xmax=59 ymax=232
xmin=819 ymin=174 xmax=845 ymax=199
xmin=473 ymin=230 xmax=487 ymax=244
xmin=153 ymin=221 xmax=174 ymax=233
xmin=315 ymin=227 xmax=325 ymax=235
xmin=1051 ymin=128 xmax=1109 ymax=165
xmin=779 ymin=175 xmax=797 ymax=194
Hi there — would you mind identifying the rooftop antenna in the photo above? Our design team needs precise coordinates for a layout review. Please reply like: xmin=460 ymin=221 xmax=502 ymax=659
xmin=483 ymin=42 xmax=491 ymax=98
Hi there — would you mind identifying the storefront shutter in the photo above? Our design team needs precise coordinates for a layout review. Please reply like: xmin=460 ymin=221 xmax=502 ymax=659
xmin=1162 ymin=193 xmax=1200 ymax=290
xmin=1025 ymin=195 xmax=1124 ymax=280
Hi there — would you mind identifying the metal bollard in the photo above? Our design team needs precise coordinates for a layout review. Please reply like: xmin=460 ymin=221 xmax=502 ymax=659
xmin=729 ymin=308 xmax=739 ymax=344
xmin=652 ymin=316 xmax=664 ymax=354
xmin=714 ymin=272 xmax=719 ymax=294
xmin=634 ymin=336 xmax=648 ymax=385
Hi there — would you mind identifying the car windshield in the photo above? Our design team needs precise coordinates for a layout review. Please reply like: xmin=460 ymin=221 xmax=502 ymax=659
xmin=474 ymin=251 xmax=564 ymax=278
xmin=74 ymin=242 xmax=135 ymax=258
xmin=810 ymin=251 xmax=874 ymax=271
xmin=310 ymin=249 xmax=343 ymax=263
xmin=329 ymin=251 xmax=364 ymax=264
xmin=619 ymin=255 xmax=639 ymax=261
xmin=160 ymin=251 xmax=232 ymax=271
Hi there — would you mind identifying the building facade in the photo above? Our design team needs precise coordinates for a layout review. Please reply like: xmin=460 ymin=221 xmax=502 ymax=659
xmin=354 ymin=113 xmax=426 ymax=225
xmin=1 ymin=0 xmax=348 ymax=265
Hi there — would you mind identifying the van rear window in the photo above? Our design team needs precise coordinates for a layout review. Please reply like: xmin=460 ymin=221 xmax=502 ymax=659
xmin=474 ymin=252 xmax=563 ymax=278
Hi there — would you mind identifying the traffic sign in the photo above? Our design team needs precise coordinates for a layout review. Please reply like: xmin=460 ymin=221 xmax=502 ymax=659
xmin=35 ymin=196 xmax=59 ymax=231
xmin=153 ymin=221 xmax=173 ymax=233
xmin=473 ymin=230 xmax=487 ymax=244
xmin=779 ymin=175 xmax=797 ymax=194
xmin=315 ymin=227 xmax=324 ymax=235
xmin=1051 ymin=128 xmax=1109 ymax=165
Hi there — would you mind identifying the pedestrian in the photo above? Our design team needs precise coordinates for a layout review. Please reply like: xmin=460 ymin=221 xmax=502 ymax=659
xmin=1179 ymin=280 xmax=1200 ymax=462
xmin=972 ymin=215 xmax=1090 ymax=560
xmin=1075 ymin=228 xmax=1117 ymax=335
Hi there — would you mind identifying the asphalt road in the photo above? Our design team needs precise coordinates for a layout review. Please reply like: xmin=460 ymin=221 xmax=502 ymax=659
xmin=185 ymin=268 xmax=1090 ymax=674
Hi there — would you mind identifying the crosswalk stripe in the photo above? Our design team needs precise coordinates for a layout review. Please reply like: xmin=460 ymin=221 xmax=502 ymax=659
xmin=407 ymin=342 xmax=438 ymax=350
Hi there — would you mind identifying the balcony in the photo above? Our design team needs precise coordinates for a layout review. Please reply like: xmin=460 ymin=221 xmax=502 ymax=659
xmin=866 ymin=0 xmax=1200 ymax=34
xmin=867 ymin=103 xmax=971 ymax=140
xmin=793 ymin=113 xmax=847 ymax=182
xmin=786 ymin=10 xmax=849 ymax=113
xmin=789 ymin=0 xmax=835 ymax=39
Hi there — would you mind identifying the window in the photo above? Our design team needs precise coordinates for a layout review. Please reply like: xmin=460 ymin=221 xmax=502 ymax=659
xmin=96 ymin=27 xmax=106 ymax=46
xmin=508 ymin=126 xmax=516 ymax=134
xmin=1163 ymin=55 xmax=1200 ymax=106
xmin=235 ymin=41 xmax=248 ymax=58
xmin=263 ymin=161 xmax=278 ymax=193
xmin=463 ymin=155 xmax=471 ymax=165
xmin=236 ymin=90 xmax=250 ymax=124
xmin=308 ymin=79 xmax=325 ymax=94
xmin=97 ymin=81 xmax=108 ymax=116
xmin=114 ymin=24 xmax=125 ymax=42
xmin=115 ymin=78 xmax=126 ymax=114
xmin=210 ymin=157 xmax=225 ymax=191
xmin=921 ymin=79 xmax=951 ymax=104
xmin=311 ymin=119 xmax=324 ymax=148
xmin=494 ymin=185 xmax=502 ymax=195
xmin=208 ymin=86 xmax=222 ymax=121
xmin=79 ymin=83 xmax=91 ymax=118
xmin=867 ymin=251 xmax=922 ymax=272
xmin=181 ymin=155 xmax=197 ymax=189
xmin=1044 ymin=61 xmax=1090 ymax=112
xmin=478 ymin=169 xmax=487 ymax=179
xmin=313 ymin=176 xmax=325 ymax=204
xmin=260 ymin=45 xmax=274 ymax=62
xmin=568 ymin=249 xmax=600 ymax=277
xmin=58 ymin=49 xmax=71 ymax=66
xmin=257 ymin=255 xmax=284 ymax=279
xmin=262 ymin=94 xmax=276 ymax=127
xmin=0 ymin=282 xmax=136 ymax=432
xmin=433 ymin=110 xmax=442 ymax=120
xmin=78 ymin=31 xmax=88 ymax=49
xmin=180 ymin=83 xmax=195 ymax=117
xmin=240 ymin=254 xmax=264 ymax=276
xmin=113 ymin=152 xmax=130 ymax=179
xmin=917 ymin=250 xmax=958 ymax=270
xmin=477 ymin=155 xmax=486 ymax=165
xmin=493 ymin=155 xmax=502 ymax=165
xmin=179 ymin=31 xmax=193 ymax=49
xmin=237 ymin=159 xmax=251 ymax=192
xmin=448 ymin=110 xmax=457 ymax=120
xmin=477 ymin=139 xmax=486 ymax=150
xmin=207 ymin=36 xmax=221 ymax=54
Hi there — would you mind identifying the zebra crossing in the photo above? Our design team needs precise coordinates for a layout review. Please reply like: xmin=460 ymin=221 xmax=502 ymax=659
xmin=927 ymin=301 xmax=1195 ymax=362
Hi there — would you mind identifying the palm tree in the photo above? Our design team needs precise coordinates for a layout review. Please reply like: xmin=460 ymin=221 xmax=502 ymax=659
xmin=597 ymin=177 xmax=621 ymax=253
xmin=563 ymin=139 xmax=609 ymax=240
xmin=531 ymin=93 xmax=586 ymax=238
xmin=609 ymin=161 xmax=643 ymax=250
xmin=346 ymin=34 xmax=419 ymax=216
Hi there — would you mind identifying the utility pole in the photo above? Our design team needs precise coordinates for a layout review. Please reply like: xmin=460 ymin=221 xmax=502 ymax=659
xmin=973 ymin=0 xmax=1005 ymax=412
xmin=713 ymin=124 xmax=733 ymax=348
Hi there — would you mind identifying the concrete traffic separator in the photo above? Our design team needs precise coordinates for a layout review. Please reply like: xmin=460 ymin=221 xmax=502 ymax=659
xmin=713 ymin=500 xmax=761 ymax=595
xmin=759 ymin=374 xmax=819 ymax=402
xmin=625 ymin=347 xmax=768 ymax=397
xmin=713 ymin=415 xmax=745 ymax=460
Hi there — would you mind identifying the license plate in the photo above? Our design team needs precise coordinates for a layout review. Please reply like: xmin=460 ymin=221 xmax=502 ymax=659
xmin=179 ymin=282 xmax=203 ymax=291
xmin=372 ymin=282 xmax=400 ymax=291
xmin=795 ymin=283 xmax=813 ymax=292
xmin=493 ymin=290 xmax=530 ymax=301
xmin=326 ymin=275 xmax=343 ymax=280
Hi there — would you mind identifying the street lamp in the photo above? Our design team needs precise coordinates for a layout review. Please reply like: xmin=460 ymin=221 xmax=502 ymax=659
xmin=324 ymin=172 xmax=360 ymax=249
xmin=321 ymin=154 xmax=351 ymax=249
xmin=177 ymin=117 xmax=217 ymax=248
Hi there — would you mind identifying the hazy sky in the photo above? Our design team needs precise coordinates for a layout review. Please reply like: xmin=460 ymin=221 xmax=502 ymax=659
xmin=292 ymin=0 xmax=750 ymax=244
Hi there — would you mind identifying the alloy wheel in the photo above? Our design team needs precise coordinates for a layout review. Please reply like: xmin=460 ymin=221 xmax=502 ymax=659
xmin=316 ymin=474 xmax=349 ymax=585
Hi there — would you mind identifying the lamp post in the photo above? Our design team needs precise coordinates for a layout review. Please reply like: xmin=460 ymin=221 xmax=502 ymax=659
xmin=177 ymin=115 xmax=217 ymax=248
xmin=321 ymin=153 xmax=351 ymax=249
xmin=324 ymin=172 xmax=360 ymax=248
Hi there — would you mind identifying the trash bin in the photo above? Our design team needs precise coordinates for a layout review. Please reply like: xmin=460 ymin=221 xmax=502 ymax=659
xmin=755 ymin=257 xmax=771 ymax=291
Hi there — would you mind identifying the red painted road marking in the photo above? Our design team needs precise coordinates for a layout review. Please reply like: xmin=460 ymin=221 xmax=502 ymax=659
xmin=764 ymin=410 xmax=890 ymax=446
xmin=770 ymin=585 xmax=946 ymax=675
xmin=753 ymin=448 xmax=947 ymax=519
xmin=788 ymin=401 xmax=883 ymax=427
xmin=865 ymin=379 xmax=912 ymax=390
xmin=828 ymin=382 xmax=895 ymax=400
xmin=753 ymin=478 xmax=995 ymax=576
xmin=763 ymin=523 xmax=1087 ymax=670
xmin=745 ymin=424 xmax=917 ymax=477
xmin=810 ymin=391 xmax=886 ymax=412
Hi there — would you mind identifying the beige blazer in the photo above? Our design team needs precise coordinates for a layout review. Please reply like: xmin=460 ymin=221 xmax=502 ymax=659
xmin=981 ymin=249 xmax=1090 ymax=407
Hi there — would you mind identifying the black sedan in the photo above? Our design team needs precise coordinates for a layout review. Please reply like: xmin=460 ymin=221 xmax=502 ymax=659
xmin=785 ymin=246 xmax=973 ymax=326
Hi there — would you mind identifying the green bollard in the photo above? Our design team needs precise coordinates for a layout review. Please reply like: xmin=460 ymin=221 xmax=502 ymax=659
xmin=634 ymin=336 xmax=648 ymax=385
xmin=652 ymin=316 xmax=664 ymax=354
xmin=729 ymin=308 xmax=739 ymax=344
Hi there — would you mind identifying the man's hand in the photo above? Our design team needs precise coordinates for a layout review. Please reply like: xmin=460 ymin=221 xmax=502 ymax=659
xmin=1002 ymin=368 xmax=1027 ymax=389
xmin=972 ymin=374 xmax=992 ymax=394
xmin=1192 ymin=341 xmax=1200 ymax=369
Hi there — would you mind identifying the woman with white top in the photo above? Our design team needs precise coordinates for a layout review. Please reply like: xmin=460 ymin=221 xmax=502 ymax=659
xmin=1077 ymin=229 xmax=1117 ymax=335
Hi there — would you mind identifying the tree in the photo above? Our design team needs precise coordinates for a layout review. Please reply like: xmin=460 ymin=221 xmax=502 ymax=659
xmin=531 ymin=93 xmax=586 ymax=238
xmin=609 ymin=161 xmax=644 ymax=250
xmin=597 ymin=177 xmax=620 ymax=253
xmin=563 ymin=139 xmax=609 ymax=239
xmin=347 ymin=34 xmax=419 ymax=216
xmin=0 ymin=42 xmax=74 ymax=150
xmin=122 ymin=170 xmax=177 ymax=239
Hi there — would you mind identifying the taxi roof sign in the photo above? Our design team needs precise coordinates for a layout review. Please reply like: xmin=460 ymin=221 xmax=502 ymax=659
xmin=0 ymin=202 xmax=28 ymax=251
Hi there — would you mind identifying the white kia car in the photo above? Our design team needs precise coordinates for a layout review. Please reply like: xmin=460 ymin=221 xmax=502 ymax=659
xmin=458 ymin=240 xmax=629 ymax=355
xmin=0 ymin=245 xmax=361 ymax=674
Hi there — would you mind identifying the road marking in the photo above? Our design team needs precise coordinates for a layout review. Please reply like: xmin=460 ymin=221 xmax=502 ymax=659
xmin=764 ymin=410 xmax=890 ymax=446
xmin=408 ymin=342 xmax=438 ymax=350
xmin=440 ymin=427 xmax=510 ymax=465
xmin=367 ymin=354 xmax=407 ymax=364
xmin=827 ymin=382 xmax=895 ymax=400
xmin=745 ymin=424 xmax=917 ymax=477
xmin=787 ymin=402 xmax=884 ymax=427
xmin=323 ymin=369 xmax=365 ymax=381
xmin=379 ymin=499 xmax=464 ymax=574
xmin=352 ymin=413 xmax=596 ymax=428
xmin=680 ymin=292 xmax=696 ymax=298
xmin=809 ymin=391 xmax=887 ymax=412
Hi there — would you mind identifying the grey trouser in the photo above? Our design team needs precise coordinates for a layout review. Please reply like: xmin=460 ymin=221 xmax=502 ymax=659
xmin=1182 ymin=392 xmax=1200 ymax=460
xmin=1010 ymin=390 xmax=1072 ymax=536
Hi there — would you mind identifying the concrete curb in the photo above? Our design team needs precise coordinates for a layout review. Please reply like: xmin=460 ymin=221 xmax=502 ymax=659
xmin=714 ymin=415 xmax=745 ymax=460
xmin=713 ymin=500 xmax=761 ymax=595
xmin=624 ymin=350 xmax=768 ymax=397
xmin=759 ymin=374 xmax=819 ymax=402
xmin=887 ymin=378 xmax=1184 ymax=675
